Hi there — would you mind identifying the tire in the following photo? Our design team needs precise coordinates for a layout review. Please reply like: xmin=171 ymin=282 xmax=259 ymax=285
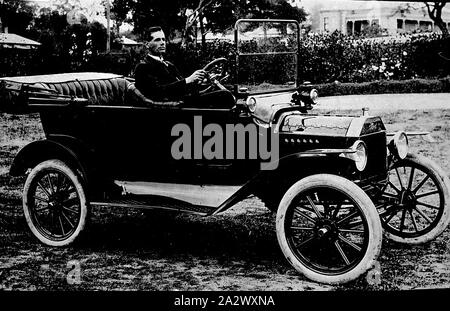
xmin=23 ymin=159 xmax=89 ymax=247
xmin=276 ymin=174 xmax=382 ymax=284
xmin=377 ymin=153 xmax=450 ymax=245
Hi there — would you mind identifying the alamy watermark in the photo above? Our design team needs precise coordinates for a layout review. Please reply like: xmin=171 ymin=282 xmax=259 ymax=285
xmin=39 ymin=259 xmax=81 ymax=285
xmin=171 ymin=116 xmax=279 ymax=170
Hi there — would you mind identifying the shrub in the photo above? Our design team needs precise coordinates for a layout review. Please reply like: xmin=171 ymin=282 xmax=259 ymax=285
xmin=2 ymin=29 xmax=450 ymax=89
xmin=301 ymin=77 xmax=450 ymax=97
xmin=159 ymin=33 xmax=450 ymax=86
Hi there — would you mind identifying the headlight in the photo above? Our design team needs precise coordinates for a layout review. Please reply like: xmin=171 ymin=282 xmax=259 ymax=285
xmin=309 ymin=89 xmax=319 ymax=104
xmin=246 ymin=96 xmax=257 ymax=113
xmin=351 ymin=140 xmax=368 ymax=171
xmin=389 ymin=131 xmax=409 ymax=160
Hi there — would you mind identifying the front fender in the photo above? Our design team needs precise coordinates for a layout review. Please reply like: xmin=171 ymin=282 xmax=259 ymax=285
xmin=259 ymin=151 xmax=356 ymax=180
xmin=260 ymin=148 xmax=357 ymax=172
xmin=212 ymin=150 xmax=357 ymax=215
xmin=249 ymin=150 xmax=357 ymax=203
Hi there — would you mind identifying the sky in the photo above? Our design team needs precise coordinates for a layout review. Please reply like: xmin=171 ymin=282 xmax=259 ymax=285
xmin=30 ymin=0 xmax=117 ymax=30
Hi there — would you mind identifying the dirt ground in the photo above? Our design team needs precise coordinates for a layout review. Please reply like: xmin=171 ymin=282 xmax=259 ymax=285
xmin=1 ymin=108 xmax=450 ymax=291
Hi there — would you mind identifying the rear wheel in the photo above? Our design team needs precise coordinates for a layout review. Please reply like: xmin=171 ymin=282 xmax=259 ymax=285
xmin=377 ymin=153 xmax=450 ymax=244
xmin=276 ymin=174 xmax=382 ymax=284
xmin=23 ymin=159 xmax=89 ymax=246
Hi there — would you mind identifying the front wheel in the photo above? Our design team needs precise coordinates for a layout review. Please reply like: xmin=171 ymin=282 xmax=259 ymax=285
xmin=377 ymin=153 xmax=450 ymax=244
xmin=276 ymin=174 xmax=382 ymax=284
xmin=23 ymin=159 xmax=89 ymax=246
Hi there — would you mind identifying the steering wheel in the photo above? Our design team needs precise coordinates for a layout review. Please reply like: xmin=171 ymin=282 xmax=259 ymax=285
xmin=198 ymin=57 xmax=229 ymax=95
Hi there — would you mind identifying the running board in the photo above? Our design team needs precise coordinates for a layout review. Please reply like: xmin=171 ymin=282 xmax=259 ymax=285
xmin=91 ymin=195 xmax=215 ymax=216
xmin=113 ymin=180 xmax=243 ymax=207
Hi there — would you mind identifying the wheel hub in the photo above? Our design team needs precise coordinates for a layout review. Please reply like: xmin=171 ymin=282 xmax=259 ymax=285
xmin=47 ymin=194 xmax=63 ymax=213
xmin=315 ymin=219 xmax=338 ymax=240
xmin=400 ymin=190 xmax=417 ymax=210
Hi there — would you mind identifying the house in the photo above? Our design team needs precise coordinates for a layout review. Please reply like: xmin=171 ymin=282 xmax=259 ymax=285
xmin=317 ymin=1 xmax=450 ymax=36
xmin=113 ymin=36 xmax=142 ymax=51
xmin=0 ymin=10 xmax=41 ymax=49
xmin=0 ymin=32 xmax=41 ymax=49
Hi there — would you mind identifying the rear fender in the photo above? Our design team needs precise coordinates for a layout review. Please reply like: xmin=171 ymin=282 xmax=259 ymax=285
xmin=10 ymin=137 xmax=93 ymax=185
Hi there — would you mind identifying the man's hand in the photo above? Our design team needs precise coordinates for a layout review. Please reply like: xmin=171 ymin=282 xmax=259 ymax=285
xmin=186 ymin=70 xmax=207 ymax=85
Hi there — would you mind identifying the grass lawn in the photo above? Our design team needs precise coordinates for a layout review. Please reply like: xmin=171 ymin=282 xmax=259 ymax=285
xmin=0 ymin=109 xmax=449 ymax=290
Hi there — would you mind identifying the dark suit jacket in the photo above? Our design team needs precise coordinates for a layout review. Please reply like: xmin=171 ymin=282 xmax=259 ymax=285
xmin=134 ymin=55 xmax=187 ymax=101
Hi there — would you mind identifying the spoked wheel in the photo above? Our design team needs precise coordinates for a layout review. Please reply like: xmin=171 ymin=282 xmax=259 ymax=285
xmin=276 ymin=174 xmax=382 ymax=284
xmin=377 ymin=153 xmax=450 ymax=244
xmin=23 ymin=159 xmax=88 ymax=246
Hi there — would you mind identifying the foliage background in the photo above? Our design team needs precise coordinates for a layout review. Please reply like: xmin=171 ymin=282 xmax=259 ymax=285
xmin=164 ymin=32 xmax=450 ymax=86
xmin=2 ymin=30 xmax=450 ymax=85
xmin=0 ymin=0 xmax=449 ymax=91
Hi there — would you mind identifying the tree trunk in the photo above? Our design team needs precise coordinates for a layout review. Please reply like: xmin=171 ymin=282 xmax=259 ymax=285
xmin=436 ymin=20 xmax=449 ymax=37
xmin=425 ymin=1 xmax=449 ymax=38
xmin=199 ymin=12 xmax=206 ymax=50
xmin=116 ymin=21 xmax=122 ymax=36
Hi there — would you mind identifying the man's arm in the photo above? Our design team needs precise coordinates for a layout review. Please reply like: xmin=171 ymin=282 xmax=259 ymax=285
xmin=166 ymin=61 xmax=206 ymax=86
xmin=134 ymin=62 xmax=187 ymax=100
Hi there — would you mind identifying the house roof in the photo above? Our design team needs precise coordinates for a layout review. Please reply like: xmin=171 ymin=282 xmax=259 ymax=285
xmin=116 ymin=36 xmax=142 ymax=46
xmin=0 ymin=33 xmax=41 ymax=49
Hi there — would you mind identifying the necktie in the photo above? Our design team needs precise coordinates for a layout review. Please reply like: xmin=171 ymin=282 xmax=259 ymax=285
xmin=160 ymin=57 xmax=169 ymax=67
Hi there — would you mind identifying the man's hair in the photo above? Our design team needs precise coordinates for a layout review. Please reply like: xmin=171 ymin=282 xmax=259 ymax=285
xmin=148 ymin=26 xmax=163 ymax=41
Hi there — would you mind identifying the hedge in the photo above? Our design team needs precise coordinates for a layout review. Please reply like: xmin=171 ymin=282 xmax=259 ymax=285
xmin=163 ymin=32 xmax=450 ymax=86
xmin=2 ymin=30 xmax=450 ymax=93
xmin=301 ymin=77 xmax=450 ymax=97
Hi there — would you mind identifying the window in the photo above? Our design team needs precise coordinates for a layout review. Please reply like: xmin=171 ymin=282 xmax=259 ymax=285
xmin=397 ymin=19 xmax=404 ymax=29
xmin=347 ymin=21 xmax=354 ymax=35
xmin=324 ymin=17 xmax=329 ymax=32
xmin=405 ymin=20 xmax=419 ymax=32
xmin=419 ymin=21 xmax=432 ymax=32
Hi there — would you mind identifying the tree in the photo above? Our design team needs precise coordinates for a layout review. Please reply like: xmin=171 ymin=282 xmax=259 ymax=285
xmin=201 ymin=0 xmax=307 ymax=34
xmin=0 ymin=0 xmax=36 ymax=34
xmin=424 ymin=1 xmax=449 ymax=37
xmin=185 ymin=0 xmax=307 ymax=47
xmin=131 ymin=0 xmax=195 ymax=40
xmin=110 ymin=0 xmax=135 ymax=34
xmin=127 ymin=0 xmax=307 ymax=43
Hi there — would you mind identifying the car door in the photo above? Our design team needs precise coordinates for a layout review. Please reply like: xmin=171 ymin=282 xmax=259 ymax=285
xmin=86 ymin=104 xmax=258 ymax=185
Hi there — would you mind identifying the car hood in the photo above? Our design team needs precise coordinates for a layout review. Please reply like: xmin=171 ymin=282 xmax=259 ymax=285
xmin=278 ymin=113 xmax=386 ymax=137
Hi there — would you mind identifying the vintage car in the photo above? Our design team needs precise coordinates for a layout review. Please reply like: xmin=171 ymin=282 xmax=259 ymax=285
xmin=1 ymin=19 xmax=449 ymax=285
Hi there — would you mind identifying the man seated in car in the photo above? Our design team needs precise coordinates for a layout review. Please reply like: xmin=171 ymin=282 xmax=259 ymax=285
xmin=134 ymin=26 xmax=233 ymax=107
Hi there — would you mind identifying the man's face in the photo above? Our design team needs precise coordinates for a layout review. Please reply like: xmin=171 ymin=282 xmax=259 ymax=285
xmin=148 ymin=30 xmax=166 ymax=56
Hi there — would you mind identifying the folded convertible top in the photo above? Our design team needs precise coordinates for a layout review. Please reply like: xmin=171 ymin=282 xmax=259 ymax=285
xmin=0 ymin=72 xmax=125 ymax=113
xmin=0 ymin=72 xmax=123 ymax=84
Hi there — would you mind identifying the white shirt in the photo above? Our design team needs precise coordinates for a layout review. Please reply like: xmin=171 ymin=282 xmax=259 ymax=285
xmin=148 ymin=54 xmax=168 ymax=66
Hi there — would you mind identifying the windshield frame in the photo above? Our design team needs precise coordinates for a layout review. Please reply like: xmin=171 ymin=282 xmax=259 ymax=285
xmin=234 ymin=19 xmax=301 ymax=97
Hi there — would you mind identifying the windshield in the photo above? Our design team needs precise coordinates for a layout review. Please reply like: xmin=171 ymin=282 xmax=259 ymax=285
xmin=235 ymin=19 xmax=300 ymax=95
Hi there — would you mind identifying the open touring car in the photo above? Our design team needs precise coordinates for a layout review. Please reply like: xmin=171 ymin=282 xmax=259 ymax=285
xmin=1 ymin=19 xmax=449 ymax=284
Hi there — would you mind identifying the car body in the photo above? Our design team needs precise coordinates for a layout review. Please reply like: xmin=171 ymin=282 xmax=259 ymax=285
xmin=1 ymin=19 xmax=449 ymax=285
